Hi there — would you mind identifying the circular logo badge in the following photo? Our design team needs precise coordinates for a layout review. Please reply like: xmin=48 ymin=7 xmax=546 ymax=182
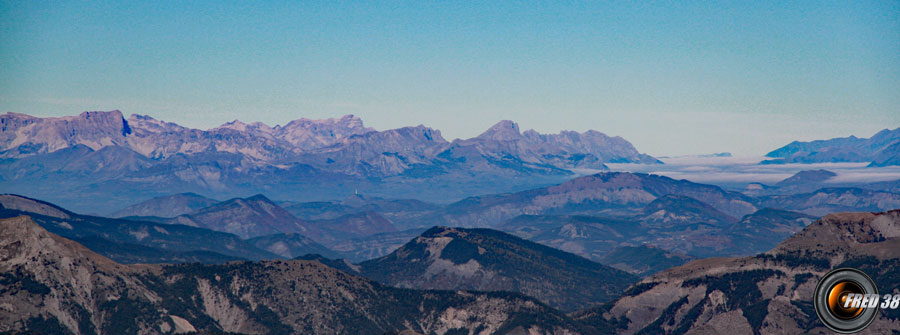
xmin=813 ymin=268 xmax=879 ymax=333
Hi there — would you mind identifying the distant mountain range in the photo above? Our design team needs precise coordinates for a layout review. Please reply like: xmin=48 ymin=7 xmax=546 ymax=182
xmin=21 ymin=169 xmax=900 ymax=263
xmin=0 ymin=110 xmax=659 ymax=213
xmin=758 ymin=187 xmax=900 ymax=216
xmin=763 ymin=127 xmax=900 ymax=166
xmin=10 ymin=169 xmax=900 ymax=263
xmin=496 ymin=201 xmax=813 ymax=259
xmin=421 ymin=172 xmax=759 ymax=229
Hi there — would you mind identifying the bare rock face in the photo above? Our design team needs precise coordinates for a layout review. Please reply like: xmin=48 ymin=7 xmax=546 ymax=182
xmin=0 ymin=110 xmax=132 ymax=156
xmin=275 ymin=114 xmax=373 ymax=148
xmin=579 ymin=209 xmax=900 ymax=334
xmin=303 ymin=125 xmax=449 ymax=177
xmin=0 ymin=216 xmax=148 ymax=334
xmin=0 ymin=216 xmax=589 ymax=335
xmin=1 ymin=112 xmax=656 ymax=170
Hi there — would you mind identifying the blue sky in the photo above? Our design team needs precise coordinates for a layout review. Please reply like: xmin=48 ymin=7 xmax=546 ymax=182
xmin=1 ymin=1 xmax=898 ymax=156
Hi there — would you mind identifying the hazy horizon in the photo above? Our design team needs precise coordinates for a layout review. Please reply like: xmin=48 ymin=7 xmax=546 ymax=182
xmin=2 ymin=1 xmax=898 ymax=156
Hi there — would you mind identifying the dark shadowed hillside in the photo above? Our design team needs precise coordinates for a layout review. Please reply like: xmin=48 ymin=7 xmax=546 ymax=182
xmin=357 ymin=226 xmax=638 ymax=311
xmin=0 ymin=194 xmax=278 ymax=263
xmin=169 ymin=194 xmax=316 ymax=239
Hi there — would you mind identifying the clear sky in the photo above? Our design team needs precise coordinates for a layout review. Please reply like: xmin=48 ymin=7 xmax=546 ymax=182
xmin=1 ymin=1 xmax=898 ymax=156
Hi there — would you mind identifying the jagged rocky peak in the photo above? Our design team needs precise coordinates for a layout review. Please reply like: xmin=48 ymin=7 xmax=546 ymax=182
xmin=126 ymin=113 xmax=188 ymax=133
xmin=340 ymin=125 xmax=448 ymax=148
xmin=215 ymin=119 xmax=274 ymax=134
xmin=387 ymin=125 xmax=446 ymax=142
xmin=477 ymin=120 xmax=523 ymax=141
xmin=276 ymin=114 xmax=375 ymax=147
xmin=279 ymin=114 xmax=371 ymax=131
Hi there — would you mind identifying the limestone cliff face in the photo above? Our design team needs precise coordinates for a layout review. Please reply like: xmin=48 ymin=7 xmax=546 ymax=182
xmin=0 ymin=112 xmax=661 ymax=213
xmin=0 ymin=112 xmax=656 ymax=171
xmin=0 ymin=216 xmax=586 ymax=335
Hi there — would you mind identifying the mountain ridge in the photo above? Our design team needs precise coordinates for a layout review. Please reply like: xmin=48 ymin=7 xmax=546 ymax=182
xmin=584 ymin=209 xmax=900 ymax=334
xmin=763 ymin=127 xmax=900 ymax=166
xmin=0 ymin=194 xmax=280 ymax=263
xmin=0 ymin=215 xmax=594 ymax=335
xmin=356 ymin=226 xmax=639 ymax=311
xmin=0 ymin=111 xmax=661 ymax=213
xmin=169 ymin=194 xmax=315 ymax=239
xmin=0 ymin=111 xmax=658 ymax=165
